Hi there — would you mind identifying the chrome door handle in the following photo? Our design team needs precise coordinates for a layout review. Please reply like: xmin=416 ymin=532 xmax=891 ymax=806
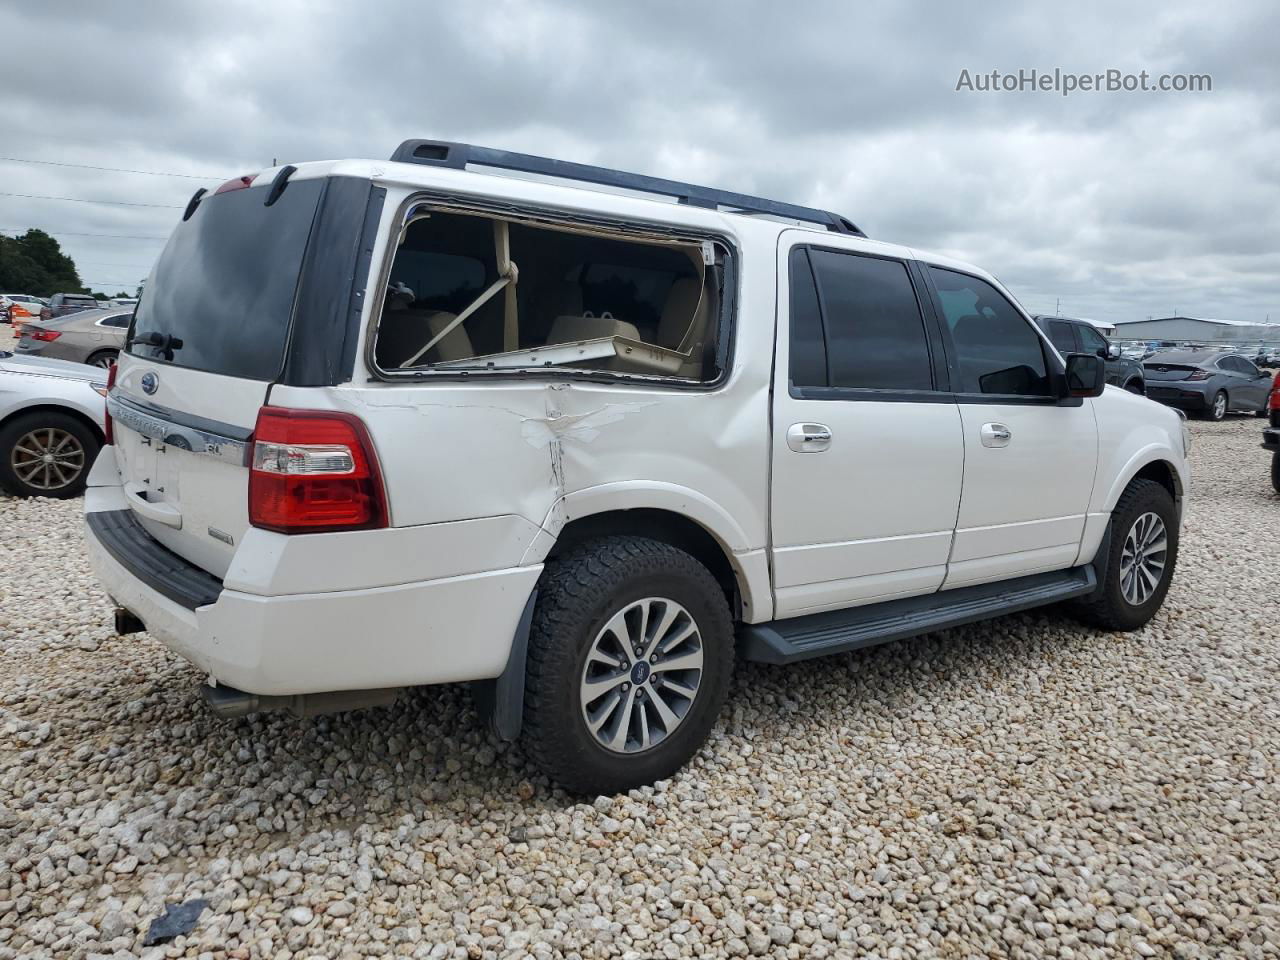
xmin=787 ymin=422 xmax=832 ymax=452
xmin=980 ymin=422 xmax=1012 ymax=447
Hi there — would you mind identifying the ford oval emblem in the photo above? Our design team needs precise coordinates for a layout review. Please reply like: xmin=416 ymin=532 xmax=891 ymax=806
xmin=140 ymin=372 xmax=159 ymax=395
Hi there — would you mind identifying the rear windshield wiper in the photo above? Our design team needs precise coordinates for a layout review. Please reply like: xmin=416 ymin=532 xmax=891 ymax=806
xmin=132 ymin=331 xmax=185 ymax=356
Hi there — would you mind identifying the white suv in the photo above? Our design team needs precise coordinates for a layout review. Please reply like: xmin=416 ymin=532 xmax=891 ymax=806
xmin=84 ymin=141 xmax=1189 ymax=793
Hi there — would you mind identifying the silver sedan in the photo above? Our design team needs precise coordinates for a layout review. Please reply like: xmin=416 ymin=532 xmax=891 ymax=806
xmin=13 ymin=308 xmax=131 ymax=368
xmin=1142 ymin=350 xmax=1273 ymax=421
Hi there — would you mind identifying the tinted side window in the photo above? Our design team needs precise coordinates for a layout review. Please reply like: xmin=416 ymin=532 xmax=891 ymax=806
xmin=808 ymin=249 xmax=932 ymax=391
xmin=101 ymin=314 xmax=131 ymax=328
xmin=788 ymin=248 xmax=827 ymax=388
xmin=1239 ymin=358 xmax=1261 ymax=377
xmin=1047 ymin=320 xmax=1077 ymax=354
xmin=1077 ymin=325 xmax=1108 ymax=355
xmin=929 ymin=267 xmax=1051 ymax=396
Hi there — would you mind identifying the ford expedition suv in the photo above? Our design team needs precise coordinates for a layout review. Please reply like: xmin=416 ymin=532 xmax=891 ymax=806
xmin=84 ymin=141 xmax=1190 ymax=793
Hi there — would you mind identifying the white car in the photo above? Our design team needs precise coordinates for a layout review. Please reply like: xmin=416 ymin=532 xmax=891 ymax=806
xmin=0 ymin=351 xmax=107 ymax=497
xmin=83 ymin=141 xmax=1190 ymax=793
xmin=1 ymin=293 xmax=48 ymax=325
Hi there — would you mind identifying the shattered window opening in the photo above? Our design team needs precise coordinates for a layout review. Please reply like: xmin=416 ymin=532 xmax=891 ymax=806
xmin=373 ymin=209 xmax=727 ymax=382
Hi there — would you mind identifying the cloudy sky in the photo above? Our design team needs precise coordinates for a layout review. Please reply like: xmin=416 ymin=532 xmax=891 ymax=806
xmin=2 ymin=0 xmax=1276 ymax=324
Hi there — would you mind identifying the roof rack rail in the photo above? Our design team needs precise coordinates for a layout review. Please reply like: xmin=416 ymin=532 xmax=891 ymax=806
xmin=389 ymin=139 xmax=866 ymax=237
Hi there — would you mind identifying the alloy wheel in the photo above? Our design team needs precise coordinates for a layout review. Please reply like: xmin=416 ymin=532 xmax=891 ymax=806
xmin=1119 ymin=511 xmax=1167 ymax=606
xmin=10 ymin=427 xmax=86 ymax=491
xmin=579 ymin=597 xmax=704 ymax=754
xmin=1213 ymin=393 xmax=1227 ymax=419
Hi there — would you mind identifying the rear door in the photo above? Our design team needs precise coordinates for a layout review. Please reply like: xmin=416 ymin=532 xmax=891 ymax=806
xmin=769 ymin=237 xmax=963 ymax=617
xmin=1222 ymin=355 xmax=1270 ymax=408
xmin=921 ymin=266 xmax=1098 ymax=589
xmin=111 ymin=174 xmax=331 ymax=577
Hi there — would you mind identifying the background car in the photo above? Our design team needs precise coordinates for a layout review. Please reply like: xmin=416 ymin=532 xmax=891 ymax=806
xmin=1143 ymin=350 xmax=1273 ymax=420
xmin=13 ymin=307 xmax=131 ymax=367
xmin=38 ymin=292 xmax=101 ymax=323
xmin=1032 ymin=314 xmax=1146 ymax=393
xmin=1 ymin=293 xmax=48 ymax=328
xmin=0 ymin=349 xmax=107 ymax=498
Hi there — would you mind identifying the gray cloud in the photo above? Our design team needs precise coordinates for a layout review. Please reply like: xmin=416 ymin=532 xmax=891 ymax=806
xmin=1 ymin=0 xmax=1275 ymax=323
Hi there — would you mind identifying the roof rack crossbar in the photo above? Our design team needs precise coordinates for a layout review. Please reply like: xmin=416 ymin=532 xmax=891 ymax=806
xmin=389 ymin=139 xmax=866 ymax=237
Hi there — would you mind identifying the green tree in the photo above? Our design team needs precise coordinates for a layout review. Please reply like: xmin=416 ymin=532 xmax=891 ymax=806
xmin=0 ymin=229 xmax=86 ymax=297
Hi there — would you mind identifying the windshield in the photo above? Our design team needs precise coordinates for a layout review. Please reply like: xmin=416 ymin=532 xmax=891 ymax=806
xmin=129 ymin=178 xmax=323 ymax=380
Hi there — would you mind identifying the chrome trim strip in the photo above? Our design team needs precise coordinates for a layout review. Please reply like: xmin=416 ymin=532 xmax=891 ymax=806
xmin=108 ymin=393 xmax=251 ymax=466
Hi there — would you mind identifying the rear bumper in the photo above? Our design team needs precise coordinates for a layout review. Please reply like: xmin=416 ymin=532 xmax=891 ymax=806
xmin=1262 ymin=428 xmax=1280 ymax=454
xmin=1144 ymin=386 xmax=1209 ymax=409
xmin=84 ymin=480 xmax=543 ymax=697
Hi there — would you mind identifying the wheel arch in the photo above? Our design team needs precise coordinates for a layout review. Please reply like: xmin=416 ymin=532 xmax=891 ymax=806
xmin=541 ymin=507 xmax=760 ymax=623
xmin=1 ymin=402 xmax=105 ymax=444
xmin=1103 ymin=450 xmax=1184 ymax=514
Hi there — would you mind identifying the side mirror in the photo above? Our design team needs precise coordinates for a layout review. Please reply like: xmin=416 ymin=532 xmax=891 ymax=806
xmin=1106 ymin=343 xmax=1121 ymax=360
xmin=1064 ymin=353 xmax=1106 ymax=398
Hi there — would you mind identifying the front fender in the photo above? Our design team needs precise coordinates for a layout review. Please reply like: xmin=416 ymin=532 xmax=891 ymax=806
xmin=1101 ymin=443 xmax=1187 ymax=513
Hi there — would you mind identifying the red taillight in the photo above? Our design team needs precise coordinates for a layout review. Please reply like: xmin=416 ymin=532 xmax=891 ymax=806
xmin=214 ymin=173 xmax=258 ymax=194
xmin=29 ymin=329 xmax=61 ymax=342
xmin=1186 ymin=368 xmax=1210 ymax=381
xmin=1270 ymin=372 xmax=1280 ymax=411
xmin=248 ymin=406 xmax=387 ymax=534
xmin=104 ymin=363 xmax=117 ymax=444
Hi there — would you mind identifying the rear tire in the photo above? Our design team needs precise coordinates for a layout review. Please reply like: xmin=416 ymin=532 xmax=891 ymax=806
xmin=0 ymin=411 xmax=100 ymax=498
xmin=521 ymin=536 xmax=733 ymax=794
xmin=1069 ymin=478 xmax=1178 ymax=631
xmin=1124 ymin=380 xmax=1144 ymax=395
xmin=1272 ymin=453 xmax=1280 ymax=495
xmin=86 ymin=349 xmax=118 ymax=369
xmin=1205 ymin=390 xmax=1228 ymax=421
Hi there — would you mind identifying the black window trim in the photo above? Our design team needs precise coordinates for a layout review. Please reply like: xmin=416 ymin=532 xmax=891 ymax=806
xmin=917 ymin=262 xmax=1079 ymax=407
xmin=786 ymin=242 xmax=950 ymax=402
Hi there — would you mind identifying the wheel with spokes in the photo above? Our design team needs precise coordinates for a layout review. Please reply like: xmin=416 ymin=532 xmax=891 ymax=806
xmin=0 ymin=411 xmax=101 ymax=498
xmin=523 ymin=536 xmax=732 ymax=793
xmin=1068 ymin=478 xmax=1178 ymax=631
xmin=86 ymin=349 xmax=119 ymax=369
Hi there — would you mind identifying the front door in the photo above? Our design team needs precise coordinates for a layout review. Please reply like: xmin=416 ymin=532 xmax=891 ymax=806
xmin=922 ymin=266 xmax=1099 ymax=588
xmin=769 ymin=238 xmax=964 ymax=618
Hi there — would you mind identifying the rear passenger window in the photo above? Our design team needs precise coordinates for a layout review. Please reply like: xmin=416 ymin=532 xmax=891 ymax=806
xmin=929 ymin=267 xmax=1051 ymax=396
xmin=808 ymin=250 xmax=933 ymax=391
xmin=788 ymin=248 xmax=827 ymax=388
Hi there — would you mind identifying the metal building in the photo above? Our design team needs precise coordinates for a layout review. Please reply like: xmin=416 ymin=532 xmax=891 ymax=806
xmin=1113 ymin=316 xmax=1280 ymax=346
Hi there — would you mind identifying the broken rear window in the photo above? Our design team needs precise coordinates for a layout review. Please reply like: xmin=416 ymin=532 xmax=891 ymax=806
xmin=372 ymin=209 xmax=728 ymax=382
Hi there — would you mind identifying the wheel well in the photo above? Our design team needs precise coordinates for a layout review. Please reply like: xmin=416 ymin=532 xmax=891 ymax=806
xmin=1 ymin=404 xmax=105 ymax=444
xmin=1132 ymin=459 xmax=1180 ymax=502
xmin=549 ymin=509 xmax=742 ymax=617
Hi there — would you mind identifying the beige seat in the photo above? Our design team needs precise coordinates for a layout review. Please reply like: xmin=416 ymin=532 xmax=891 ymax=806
xmin=546 ymin=313 xmax=641 ymax=345
xmin=656 ymin=277 xmax=710 ymax=376
xmin=376 ymin=309 xmax=474 ymax=367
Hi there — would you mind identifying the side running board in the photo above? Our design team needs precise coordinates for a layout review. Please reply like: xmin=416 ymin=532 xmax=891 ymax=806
xmin=739 ymin=565 xmax=1097 ymax=664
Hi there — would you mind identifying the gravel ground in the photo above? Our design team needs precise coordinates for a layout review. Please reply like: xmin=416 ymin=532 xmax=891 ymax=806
xmin=1 ymin=415 xmax=1278 ymax=960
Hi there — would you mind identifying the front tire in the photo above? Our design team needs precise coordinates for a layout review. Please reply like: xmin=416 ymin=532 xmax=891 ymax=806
xmin=1069 ymin=478 xmax=1178 ymax=631
xmin=0 ymin=411 xmax=100 ymax=498
xmin=521 ymin=536 xmax=733 ymax=794
xmin=1124 ymin=380 xmax=1144 ymax=395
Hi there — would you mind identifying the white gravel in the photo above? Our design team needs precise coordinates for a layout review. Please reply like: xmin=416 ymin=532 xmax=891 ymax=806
xmin=1 ymin=416 xmax=1278 ymax=960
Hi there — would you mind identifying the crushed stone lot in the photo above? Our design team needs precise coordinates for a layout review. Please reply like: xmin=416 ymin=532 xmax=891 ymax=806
xmin=1 ymin=417 xmax=1278 ymax=960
